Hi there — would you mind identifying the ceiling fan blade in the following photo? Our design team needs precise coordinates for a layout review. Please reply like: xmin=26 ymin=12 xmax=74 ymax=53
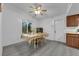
xmin=42 ymin=10 xmax=47 ymax=12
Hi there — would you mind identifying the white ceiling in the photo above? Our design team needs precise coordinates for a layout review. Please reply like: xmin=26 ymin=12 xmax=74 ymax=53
xmin=68 ymin=3 xmax=79 ymax=16
xmin=5 ymin=3 xmax=70 ymax=19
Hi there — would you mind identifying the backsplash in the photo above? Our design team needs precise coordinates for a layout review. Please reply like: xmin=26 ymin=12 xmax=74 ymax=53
xmin=66 ymin=26 xmax=79 ymax=33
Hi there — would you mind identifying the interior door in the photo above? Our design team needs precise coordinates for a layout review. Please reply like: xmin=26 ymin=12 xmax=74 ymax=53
xmin=54 ymin=19 xmax=65 ymax=42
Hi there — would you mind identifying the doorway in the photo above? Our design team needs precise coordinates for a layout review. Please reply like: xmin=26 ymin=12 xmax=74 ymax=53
xmin=53 ymin=18 xmax=65 ymax=42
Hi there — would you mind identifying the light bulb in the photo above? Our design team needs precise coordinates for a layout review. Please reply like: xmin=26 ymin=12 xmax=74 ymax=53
xmin=34 ymin=10 xmax=41 ymax=15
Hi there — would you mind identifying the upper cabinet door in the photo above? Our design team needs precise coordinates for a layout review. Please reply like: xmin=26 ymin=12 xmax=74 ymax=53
xmin=66 ymin=15 xmax=78 ymax=27
xmin=75 ymin=15 xmax=79 ymax=26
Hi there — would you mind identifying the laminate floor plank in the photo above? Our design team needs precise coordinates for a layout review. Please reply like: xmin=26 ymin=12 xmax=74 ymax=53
xmin=2 ymin=40 xmax=79 ymax=56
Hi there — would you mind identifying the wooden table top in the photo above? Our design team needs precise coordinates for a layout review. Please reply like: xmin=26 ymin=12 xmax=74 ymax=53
xmin=21 ymin=32 xmax=48 ymax=45
xmin=22 ymin=32 xmax=48 ymax=38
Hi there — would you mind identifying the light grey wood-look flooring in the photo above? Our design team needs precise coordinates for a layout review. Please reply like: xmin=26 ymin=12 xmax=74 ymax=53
xmin=2 ymin=40 xmax=79 ymax=56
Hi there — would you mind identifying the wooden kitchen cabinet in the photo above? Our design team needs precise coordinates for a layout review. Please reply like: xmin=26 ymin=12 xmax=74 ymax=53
xmin=66 ymin=33 xmax=79 ymax=48
xmin=0 ymin=3 xmax=2 ymax=12
xmin=66 ymin=34 xmax=74 ymax=47
xmin=67 ymin=14 xmax=79 ymax=27
xmin=73 ymin=36 xmax=79 ymax=48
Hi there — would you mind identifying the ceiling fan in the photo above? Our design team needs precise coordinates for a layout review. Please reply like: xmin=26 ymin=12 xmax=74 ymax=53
xmin=29 ymin=4 xmax=47 ymax=16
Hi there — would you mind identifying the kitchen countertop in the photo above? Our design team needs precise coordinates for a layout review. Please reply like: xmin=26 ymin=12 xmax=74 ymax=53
xmin=67 ymin=32 xmax=79 ymax=34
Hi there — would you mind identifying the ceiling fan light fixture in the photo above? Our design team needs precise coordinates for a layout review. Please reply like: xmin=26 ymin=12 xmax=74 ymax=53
xmin=29 ymin=4 xmax=47 ymax=16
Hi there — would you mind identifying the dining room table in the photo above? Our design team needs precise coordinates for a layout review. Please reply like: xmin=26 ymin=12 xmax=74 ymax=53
xmin=21 ymin=32 xmax=48 ymax=48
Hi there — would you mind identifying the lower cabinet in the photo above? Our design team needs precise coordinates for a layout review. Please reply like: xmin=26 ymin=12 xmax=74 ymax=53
xmin=66 ymin=33 xmax=79 ymax=48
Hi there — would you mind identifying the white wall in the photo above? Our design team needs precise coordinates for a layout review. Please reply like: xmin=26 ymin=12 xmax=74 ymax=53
xmin=38 ymin=18 xmax=53 ymax=40
xmin=38 ymin=15 xmax=66 ymax=43
xmin=0 ymin=13 xmax=2 ymax=55
xmin=2 ymin=4 xmax=37 ymax=46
